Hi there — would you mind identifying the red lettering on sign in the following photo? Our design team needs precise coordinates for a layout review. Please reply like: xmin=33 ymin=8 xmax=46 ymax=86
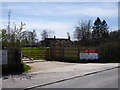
xmin=84 ymin=49 xmax=99 ymax=53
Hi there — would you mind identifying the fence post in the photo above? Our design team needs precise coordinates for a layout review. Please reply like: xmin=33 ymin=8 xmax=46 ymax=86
xmin=62 ymin=47 xmax=64 ymax=60
xmin=48 ymin=48 xmax=50 ymax=59
xmin=78 ymin=47 xmax=80 ymax=61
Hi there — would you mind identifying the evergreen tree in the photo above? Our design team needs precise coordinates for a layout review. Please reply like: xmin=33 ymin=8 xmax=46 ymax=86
xmin=92 ymin=17 xmax=109 ymax=45
xmin=101 ymin=20 xmax=109 ymax=41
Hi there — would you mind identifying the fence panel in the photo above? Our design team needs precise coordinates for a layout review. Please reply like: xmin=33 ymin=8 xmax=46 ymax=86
xmin=50 ymin=47 xmax=80 ymax=60
xmin=64 ymin=48 xmax=79 ymax=59
xmin=55 ymin=47 xmax=64 ymax=58
xmin=22 ymin=49 xmax=49 ymax=60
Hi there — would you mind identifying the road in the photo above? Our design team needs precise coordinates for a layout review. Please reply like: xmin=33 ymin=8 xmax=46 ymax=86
xmin=34 ymin=68 xmax=119 ymax=88
xmin=2 ymin=63 xmax=119 ymax=89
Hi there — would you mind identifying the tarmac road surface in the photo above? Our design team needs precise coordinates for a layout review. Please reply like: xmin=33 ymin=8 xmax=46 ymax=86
xmin=36 ymin=68 xmax=119 ymax=88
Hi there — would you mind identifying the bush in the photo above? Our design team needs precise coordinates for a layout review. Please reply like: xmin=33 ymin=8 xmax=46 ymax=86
xmin=22 ymin=63 xmax=31 ymax=72
xmin=99 ymin=42 xmax=120 ymax=63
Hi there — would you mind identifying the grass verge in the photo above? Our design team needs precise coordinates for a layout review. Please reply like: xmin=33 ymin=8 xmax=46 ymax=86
xmin=22 ymin=63 xmax=31 ymax=72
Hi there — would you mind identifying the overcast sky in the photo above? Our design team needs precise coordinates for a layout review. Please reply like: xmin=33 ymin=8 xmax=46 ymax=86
xmin=1 ymin=1 xmax=118 ymax=40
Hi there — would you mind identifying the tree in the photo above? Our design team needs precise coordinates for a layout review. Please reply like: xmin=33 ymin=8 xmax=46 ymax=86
xmin=41 ymin=30 xmax=48 ymax=40
xmin=109 ymin=30 xmax=120 ymax=42
xmin=14 ymin=22 xmax=26 ymax=41
xmin=41 ymin=29 xmax=54 ymax=40
xmin=48 ymin=30 xmax=54 ymax=38
xmin=1 ymin=29 xmax=7 ymax=42
xmin=101 ymin=20 xmax=109 ymax=41
xmin=0 ymin=29 xmax=8 ymax=47
xmin=31 ymin=29 xmax=38 ymax=44
xmin=74 ymin=26 xmax=82 ymax=41
xmin=21 ymin=30 xmax=38 ymax=46
xmin=74 ymin=20 xmax=92 ymax=45
xmin=92 ymin=17 xmax=109 ymax=45
xmin=1 ymin=28 xmax=39 ymax=47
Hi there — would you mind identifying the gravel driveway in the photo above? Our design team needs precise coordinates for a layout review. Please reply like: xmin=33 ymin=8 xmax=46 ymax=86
xmin=23 ymin=58 xmax=78 ymax=73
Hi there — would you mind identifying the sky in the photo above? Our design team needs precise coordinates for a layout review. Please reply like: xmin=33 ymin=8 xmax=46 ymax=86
xmin=1 ymin=1 xmax=118 ymax=40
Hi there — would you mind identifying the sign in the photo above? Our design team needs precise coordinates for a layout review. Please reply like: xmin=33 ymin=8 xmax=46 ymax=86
xmin=80 ymin=53 xmax=89 ymax=60
xmin=89 ymin=53 xmax=98 ymax=59
xmin=80 ymin=53 xmax=98 ymax=60
xmin=0 ymin=50 xmax=8 ymax=65
xmin=84 ymin=49 xmax=99 ymax=53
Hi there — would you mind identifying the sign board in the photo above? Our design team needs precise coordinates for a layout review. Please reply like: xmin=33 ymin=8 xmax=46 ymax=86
xmin=80 ymin=53 xmax=89 ymax=60
xmin=0 ymin=50 xmax=8 ymax=65
xmin=80 ymin=53 xmax=98 ymax=60
xmin=89 ymin=53 xmax=98 ymax=60
xmin=84 ymin=49 xmax=99 ymax=53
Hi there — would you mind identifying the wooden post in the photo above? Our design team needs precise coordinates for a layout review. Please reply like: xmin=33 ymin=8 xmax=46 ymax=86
xmin=62 ymin=47 xmax=64 ymax=60
xmin=78 ymin=47 xmax=80 ymax=60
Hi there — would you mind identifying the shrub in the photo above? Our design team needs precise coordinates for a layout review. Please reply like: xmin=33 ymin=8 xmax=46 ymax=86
xmin=22 ymin=63 xmax=31 ymax=72
xmin=99 ymin=42 xmax=120 ymax=63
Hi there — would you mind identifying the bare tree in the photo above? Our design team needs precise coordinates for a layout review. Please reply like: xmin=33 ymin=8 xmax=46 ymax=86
xmin=41 ymin=30 xmax=48 ymax=40
xmin=48 ymin=30 xmax=54 ymax=38
xmin=74 ymin=20 xmax=92 ymax=45
xmin=41 ymin=29 xmax=54 ymax=40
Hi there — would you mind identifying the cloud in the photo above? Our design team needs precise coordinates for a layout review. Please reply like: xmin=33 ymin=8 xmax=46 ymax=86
xmin=82 ymin=7 xmax=117 ymax=17
xmin=24 ymin=19 xmax=75 ymax=39
xmin=2 ymin=2 xmax=117 ymax=18
xmin=2 ymin=0 xmax=120 ymax=2
xmin=110 ymin=26 xmax=118 ymax=31
xmin=1 ymin=17 xmax=75 ymax=39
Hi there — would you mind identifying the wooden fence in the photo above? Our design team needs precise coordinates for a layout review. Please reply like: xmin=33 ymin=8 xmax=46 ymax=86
xmin=22 ymin=49 xmax=50 ymax=60
xmin=22 ymin=46 xmax=100 ymax=62
xmin=49 ymin=46 xmax=99 ymax=61
xmin=50 ymin=46 xmax=80 ymax=61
